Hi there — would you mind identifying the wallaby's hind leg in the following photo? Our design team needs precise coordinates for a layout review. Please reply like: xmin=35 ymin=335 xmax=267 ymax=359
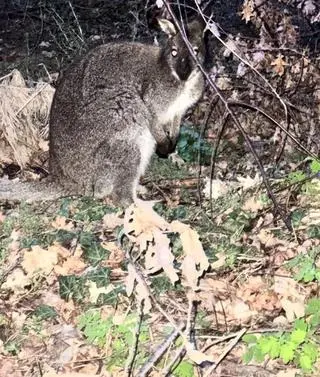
xmin=95 ymin=130 xmax=156 ymax=207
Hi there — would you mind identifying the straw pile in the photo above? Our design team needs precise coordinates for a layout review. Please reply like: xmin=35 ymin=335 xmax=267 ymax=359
xmin=0 ymin=69 xmax=55 ymax=168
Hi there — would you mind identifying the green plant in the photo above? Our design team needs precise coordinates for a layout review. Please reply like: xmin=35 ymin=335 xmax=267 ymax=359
xmin=78 ymin=310 xmax=149 ymax=370
xmin=32 ymin=305 xmax=58 ymax=321
xmin=243 ymin=299 xmax=320 ymax=372
xmin=286 ymin=248 xmax=320 ymax=282
xmin=59 ymin=275 xmax=87 ymax=302
xmin=78 ymin=310 xmax=113 ymax=347
xmin=287 ymin=170 xmax=306 ymax=184
xmin=173 ymin=360 xmax=194 ymax=377
xmin=176 ymin=125 xmax=213 ymax=165
xmin=79 ymin=231 xmax=109 ymax=266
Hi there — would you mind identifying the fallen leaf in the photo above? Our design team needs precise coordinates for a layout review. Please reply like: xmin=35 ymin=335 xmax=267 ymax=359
xmin=125 ymin=264 xmax=151 ymax=313
xmin=145 ymin=229 xmax=179 ymax=283
xmin=242 ymin=196 xmax=264 ymax=213
xmin=280 ymin=298 xmax=305 ymax=322
xmin=271 ymin=55 xmax=288 ymax=76
xmin=1 ymin=268 xmax=30 ymax=291
xmin=185 ymin=342 xmax=215 ymax=364
xmin=237 ymin=174 xmax=262 ymax=190
xmin=211 ymin=252 xmax=226 ymax=269
xmin=103 ymin=212 xmax=123 ymax=229
xmin=241 ymin=0 xmax=254 ymax=23
xmin=51 ymin=216 xmax=74 ymax=230
xmin=171 ymin=221 xmax=209 ymax=290
xmin=87 ymin=281 xmax=113 ymax=304
xmin=0 ymin=211 xmax=5 ymax=223
xmin=22 ymin=245 xmax=58 ymax=276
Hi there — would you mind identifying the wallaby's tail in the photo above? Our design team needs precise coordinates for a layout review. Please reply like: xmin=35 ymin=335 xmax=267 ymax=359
xmin=0 ymin=178 xmax=65 ymax=202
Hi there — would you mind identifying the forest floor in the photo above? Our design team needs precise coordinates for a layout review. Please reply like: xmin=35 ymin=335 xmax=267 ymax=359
xmin=1 ymin=1 xmax=320 ymax=377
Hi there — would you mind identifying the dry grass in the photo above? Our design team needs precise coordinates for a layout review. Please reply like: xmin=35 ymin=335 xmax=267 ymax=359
xmin=0 ymin=69 xmax=54 ymax=167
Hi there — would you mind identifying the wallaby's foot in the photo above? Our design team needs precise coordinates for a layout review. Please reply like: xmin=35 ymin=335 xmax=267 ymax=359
xmin=111 ymin=189 xmax=134 ymax=208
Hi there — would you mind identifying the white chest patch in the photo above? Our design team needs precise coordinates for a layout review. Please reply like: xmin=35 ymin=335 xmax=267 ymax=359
xmin=160 ymin=71 xmax=203 ymax=125
xmin=136 ymin=128 xmax=156 ymax=176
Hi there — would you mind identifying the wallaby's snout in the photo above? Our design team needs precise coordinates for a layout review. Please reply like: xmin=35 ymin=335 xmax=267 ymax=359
xmin=156 ymin=135 xmax=178 ymax=158
xmin=175 ymin=55 xmax=193 ymax=81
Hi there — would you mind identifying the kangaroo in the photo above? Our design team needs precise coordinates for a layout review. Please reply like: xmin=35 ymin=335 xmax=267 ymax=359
xmin=0 ymin=18 xmax=206 ymax=206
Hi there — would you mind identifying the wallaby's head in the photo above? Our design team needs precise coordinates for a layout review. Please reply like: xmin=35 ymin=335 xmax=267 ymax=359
xmin=158 ymin=18 xmax=206 ymax=81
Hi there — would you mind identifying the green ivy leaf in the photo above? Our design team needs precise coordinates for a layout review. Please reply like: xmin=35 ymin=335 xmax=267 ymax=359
xmin=32 ymin=305 xmax=57 ymax=320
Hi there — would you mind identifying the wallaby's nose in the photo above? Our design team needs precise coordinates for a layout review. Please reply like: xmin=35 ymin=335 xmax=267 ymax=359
xmin=176 ymin=57 xmax=192 ymax=81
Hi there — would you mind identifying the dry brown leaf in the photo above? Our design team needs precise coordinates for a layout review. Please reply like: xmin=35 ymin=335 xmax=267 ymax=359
xmin=211 ymin=252 xmax=226 ymax=269
xmin=171 ymin=220 xmax=209 ymax=290
xmin=257 ymin=229 xmax=286 ymax=248
xmin=242 ymin=196 xmax=264 ymax=213
xmin=124 ymin=203 xmax=168 ymax=236
xmin=273 ymin=274 xmax=306 ymax=322
xmin=22 ymin=245 xmax=58 ymax=276
xmin=125 ymin=264 xmax=152 ymax=313
xmin=0 ymin=211 xmax=5 ymax=223
xmin=103 ymin=212 xmax=123 ymax=229
xmin=237 ymin=174 xmax=262 ymax=190
xmin=54 ymin=245 xmax=86 ymax=275
xmin=125 ymin=263 xmax=136 ymax=297
xmin=0 ymin=358 xmax=23 ymax=377
xmin=203 ymin=178 xmax=235 ymax=199
xmin=1 ymin=268 xmax=30 ymax=291
xmin=87 ymin=281 xmax=113 ymax=304
xmin=271 ymin=55 xmax=288 ymax=76
xmin=280 ymin=298 xmax=305 ymax=322
xmin=145 ymin=229 xmax=179 ymax=283
xmin=51 ymin=216 xmax=74 ymax=230
xmin=185 ymin=342 xmax=215 ymax=364
xmin=241 ymin=0 xmax=254 ymax=23
xmin=8 ymin=228 xmax=21 ymax=252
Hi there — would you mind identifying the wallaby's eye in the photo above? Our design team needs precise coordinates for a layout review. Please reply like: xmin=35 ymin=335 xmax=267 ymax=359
xmin=193 ymin=47 xmax=199 ymax=56
xmin=171 ymin=47 xmax=178 ymax=57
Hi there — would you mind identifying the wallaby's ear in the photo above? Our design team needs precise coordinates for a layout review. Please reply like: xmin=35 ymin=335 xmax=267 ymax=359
xmin=187 ymin=17 xmax=207 ymax=37
xmin=158 ymin=19 xmax=177 ymax=37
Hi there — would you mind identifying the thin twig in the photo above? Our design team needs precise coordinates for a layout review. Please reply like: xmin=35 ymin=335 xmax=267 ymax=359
xmin=227 ymin=100 xmax=318 ymax=160
xmin=163 ymin=345 xmax=186 ymax=376
xmin=197 ymin=94 xmax=219 ymax=207
xmin=125 ymin=301 xmax=144 ymax=377
xmin=137 ymin=324 xmax=186 ymax=377
xmin=203 ymin=328 xmax=247 ymax=377
xmin=209 ymin=111 xmax=229 ymax=219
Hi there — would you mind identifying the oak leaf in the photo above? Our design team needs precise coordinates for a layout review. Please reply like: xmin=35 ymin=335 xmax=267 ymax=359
xmin=22 ymin=245 xmax=58 ymax=276
xmin=271 ymin=55 xmax=288 ymax=76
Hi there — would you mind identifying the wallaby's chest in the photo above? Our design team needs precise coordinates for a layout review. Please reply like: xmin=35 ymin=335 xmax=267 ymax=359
xmin=159 ymin=71 xmax=204 ymax=125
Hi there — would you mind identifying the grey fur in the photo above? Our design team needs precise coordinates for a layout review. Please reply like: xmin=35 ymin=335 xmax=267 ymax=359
xmin=0 ymin=19 xmax=206 ymax=206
